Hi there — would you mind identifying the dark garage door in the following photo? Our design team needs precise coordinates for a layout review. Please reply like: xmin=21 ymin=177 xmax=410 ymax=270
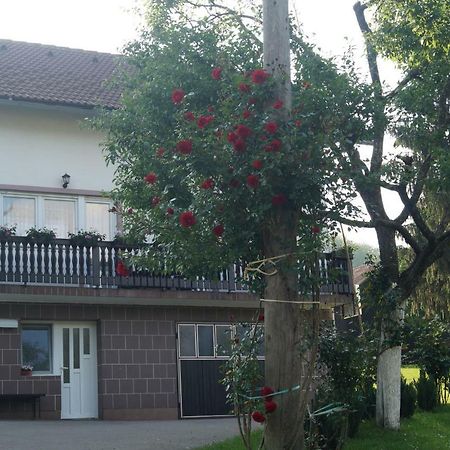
xmin=177 ymin=323 xmax=264 ymax=418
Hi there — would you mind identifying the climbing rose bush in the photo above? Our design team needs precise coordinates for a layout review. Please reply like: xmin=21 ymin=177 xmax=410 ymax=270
xmin=100 ymin=51 xmax=368 ymax=276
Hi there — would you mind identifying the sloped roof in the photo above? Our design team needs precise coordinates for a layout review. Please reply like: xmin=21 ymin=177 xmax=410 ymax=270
xmin=353 ymin=264 xmax=372 ymax=286
xmin=0 ymin=39 xmax=123 ymax=109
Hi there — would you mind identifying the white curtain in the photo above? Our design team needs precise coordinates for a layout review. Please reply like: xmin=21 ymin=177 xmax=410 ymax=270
xmin=3 ymin=196 xmax=36 ymax=235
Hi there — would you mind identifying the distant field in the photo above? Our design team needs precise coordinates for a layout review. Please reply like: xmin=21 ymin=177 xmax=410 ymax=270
xmin=401 ymin=366 xmax=420 ymax=383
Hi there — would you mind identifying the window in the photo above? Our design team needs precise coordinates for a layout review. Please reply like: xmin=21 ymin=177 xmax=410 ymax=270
xmin=21 ymin=325 xmax=52 ymax=373
xmin=215 ymin=325 xmax=232 ymax=356
xmin=198 ymin=325 xmax=214 ymax=357
xmin=3 ymin=196 xmax=36 ymax=235
xmin=86 ymin=202 xmax=111 ymax=240
xmin=0 ymin=193 xmax=115 ymax=239
xmin=177 ymin=323 xmax=262 ymax=359
xmin=44 ymin=199 xmax=75 ymax=238
xmin=179 ymin=324 xmax=196 ymax=357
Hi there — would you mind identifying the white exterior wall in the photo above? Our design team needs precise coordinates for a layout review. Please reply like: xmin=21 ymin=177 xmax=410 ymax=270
xmin=0 ymin=101 xmax=114 ymax=191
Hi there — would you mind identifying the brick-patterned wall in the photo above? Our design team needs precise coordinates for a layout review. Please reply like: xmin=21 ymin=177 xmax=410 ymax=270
xmin=0 ymin=325 xmax=60 ymax=419
xmin=0 ymin=301 xmax=254 ymax=420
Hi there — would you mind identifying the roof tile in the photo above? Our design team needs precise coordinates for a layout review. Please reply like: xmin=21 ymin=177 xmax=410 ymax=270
xmin=0 ymin=39 xmax=123 ymax=108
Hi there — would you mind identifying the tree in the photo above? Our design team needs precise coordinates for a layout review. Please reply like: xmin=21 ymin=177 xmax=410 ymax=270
xmin=97 ymin=1 xmax=372 ymax=448
xmin=343 ymin=0 xmax=450 ymax=430
xmin=97 ymin=0 xmax=449 ymax=441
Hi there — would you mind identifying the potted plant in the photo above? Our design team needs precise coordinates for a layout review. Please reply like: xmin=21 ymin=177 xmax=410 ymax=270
xmin=68 ymin=230 xmax=105 ymax=248
xmin=26 ymin=227 xmax=56 ymax=245
xmin=20 ymin=364 xmax=33 ymax=377
xmin=0 ymin=225 xmax=16 ymax=241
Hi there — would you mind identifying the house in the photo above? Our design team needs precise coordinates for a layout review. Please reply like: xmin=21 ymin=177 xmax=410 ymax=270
xmin=0 ymin=39 xmax=353 ymax=420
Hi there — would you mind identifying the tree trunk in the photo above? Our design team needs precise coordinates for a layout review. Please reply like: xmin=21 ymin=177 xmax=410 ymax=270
xmin=263 ymin=210 xmax=313 ymax=450
xmin=262 ymin=1 xmax=316 ymax=448
xmin=376 ymin=344 xmax=402 ymax=429
xmin=376 ymin=303 xmax=404 ymax=430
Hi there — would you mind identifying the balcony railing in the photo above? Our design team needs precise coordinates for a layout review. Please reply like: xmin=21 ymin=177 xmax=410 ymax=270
xmin=0 ymin=236 xmax=352 ymax=295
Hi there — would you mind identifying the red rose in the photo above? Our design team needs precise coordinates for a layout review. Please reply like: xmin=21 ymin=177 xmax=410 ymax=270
xmin=295 ymin=119 xmax=302 ymax=127
xmin=127 ymin=208 xmax=133 ymax=214
xmin=247 ymin=174 xmax=259 ymax=189
xmin=197 ymin=115 xmax=214 ymax=129
xmin=156 ymin=147 xmax=165 ymax=157
xmin=258 ymin=312 xmax=264 ymax=321
xmin=233 ymin=140 xmax=246 ymax=153
xmin=171 ymin=88 xmax=185 ymax=104
xmin=273 ymin=99 xmax=283 ymax=109
xmin=211 ymin=67 xmax=222 ymax=80
xmin=251 ymin=411 xmax=266 ymax=423
xmin=179 ymin=211 xmax=196 ymax=228
xmin=252 ymin=159 xmax=263 ymax=170
xmin=177 ymin=139 xmax=193 ymax=155
xmin=264 ymin=400 xmax=277 ymax=413
xmin=311 ymin=225 xmax=321 ymax=234
xmin=264 ymin=121 xmax=278 ymax=134
xmin=116 ymin=260 xmax=129 ymax=277
xmin=184 ymin=112 xmax=195 ymax=122
xmin=212 ymin=224 xmax=224 ymax=237
xmin=200 ymin=178 xmax=214 ymax=189
xmin=236 ymin=124 xmax=252 ymax=139
xmin=265 ymin=139 xmax=282 ymax=153
xmin=151 ymin=196 xmax=161 ymax=207
xmin=261 ymin=386 xmax=274 ymax=398
xmin=166 ymin=207 xmax=174 ymax=216
xmin=242 ymin=109 xmax=251 ymax=119
xmin=272 ymin=193 xmax=287 ymax=206
xmin=144 ymin=172 xmax=157 ymax=185
xmin=227 ymin=132 xmax=238 ymax=143
xmin=251 ymin=69 xmax=270 ymax=84
xmin=239 ymin=83 xmax=251 ymax=93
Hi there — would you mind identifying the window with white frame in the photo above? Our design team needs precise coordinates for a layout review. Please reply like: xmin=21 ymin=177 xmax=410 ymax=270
xmin=21 ymin=324 xmax=52 ymax=373
xmin=3 ymin=196 xmax=36 ymax=235
xmin=44 ymin=199 xmax=76 ymax=237
xmin=0 ymin=193 xmax=116 ymax=239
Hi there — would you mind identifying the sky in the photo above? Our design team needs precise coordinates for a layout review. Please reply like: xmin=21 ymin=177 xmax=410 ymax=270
xmin=0 ymin=0 xmax=404 ymax=247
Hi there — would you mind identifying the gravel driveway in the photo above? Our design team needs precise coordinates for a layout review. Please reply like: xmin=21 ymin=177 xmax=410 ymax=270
xmin=0 ymin=418 xmax=240 ymax=450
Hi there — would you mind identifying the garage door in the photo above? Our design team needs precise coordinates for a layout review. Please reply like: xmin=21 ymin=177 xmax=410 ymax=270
xmin=177 ymin=323 xmax=264 ymax=418
xmin=177 ymin=323 xmax=232 ymax=418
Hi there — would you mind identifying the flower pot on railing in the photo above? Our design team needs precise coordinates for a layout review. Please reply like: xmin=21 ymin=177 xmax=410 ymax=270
xmin=20 ymin=365 xmax=33 ymax=377
xmin=68 ymin=230 xmax=105 ymax=248
xmin=26 ymin=227 xmax=56 ymax=245
xmin=0 ymin=225 xmax=16 ymax=242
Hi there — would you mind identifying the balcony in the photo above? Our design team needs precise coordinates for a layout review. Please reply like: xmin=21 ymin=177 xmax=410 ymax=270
xmin=0 ymin=236 xmax=353 ymax=301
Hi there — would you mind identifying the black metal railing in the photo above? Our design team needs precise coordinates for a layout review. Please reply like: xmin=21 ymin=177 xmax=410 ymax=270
xmin=0 ymin=237 xmax=352 ymax=295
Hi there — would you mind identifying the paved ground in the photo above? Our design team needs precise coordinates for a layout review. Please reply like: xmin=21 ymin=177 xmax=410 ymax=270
xmin=0 ymin=418 xmax=240 ymax=450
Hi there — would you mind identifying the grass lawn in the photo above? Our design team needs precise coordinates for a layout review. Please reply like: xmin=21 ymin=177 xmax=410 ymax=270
xmin=345 ymin=405 xmax=450 ymax=450
xmin=195 ymin=406 xmax=450 ymax=450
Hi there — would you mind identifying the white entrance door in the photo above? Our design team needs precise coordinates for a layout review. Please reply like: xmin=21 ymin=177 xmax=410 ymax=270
xmin=54 ymin=322 xmax=98 ymax=419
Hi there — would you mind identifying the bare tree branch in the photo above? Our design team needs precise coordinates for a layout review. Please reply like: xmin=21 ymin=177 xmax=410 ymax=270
xmin=353 ymin=2 xmax=380 ymax=86
xmin=383 ymin=69 xmax=421 ymax=100
xmin=394 ymin=155 xmax=431 ymax=224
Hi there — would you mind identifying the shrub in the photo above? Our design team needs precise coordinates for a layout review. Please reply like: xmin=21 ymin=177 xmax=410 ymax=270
xmin=314 ymin=326 xmax=378 ymax=447
xmin=400 ymin=377 xmax=417 ymax=418
xmin=403 ymin=316 xmax=450 ymax=404
xmin=415 ymin=371 xmax=438 ymax=411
